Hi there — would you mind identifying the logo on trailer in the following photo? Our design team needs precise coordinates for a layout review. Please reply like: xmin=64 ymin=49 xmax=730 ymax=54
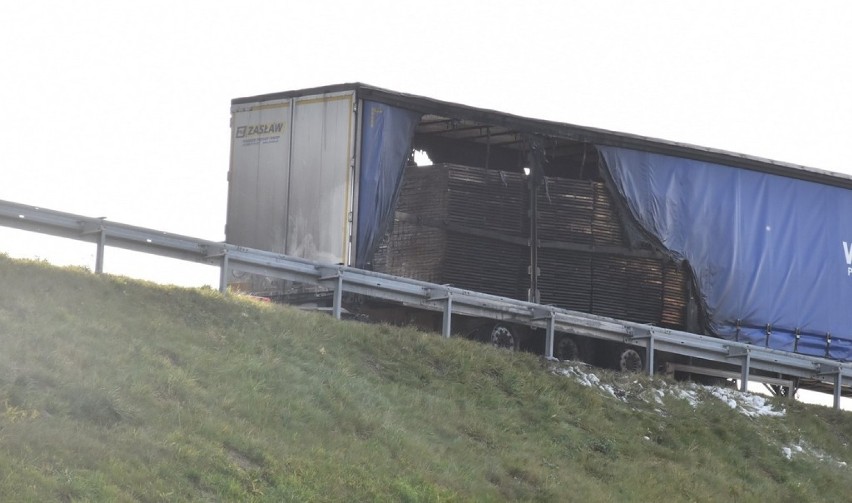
xmin=844 ymin=241 xmax=852 ymax=276
xmin=235 ymin=122 xmax=285 ymax=139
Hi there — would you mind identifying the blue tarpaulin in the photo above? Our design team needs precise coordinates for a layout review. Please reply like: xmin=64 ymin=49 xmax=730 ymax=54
xmin=355 ymin=101 xmax=421 ymax=267
xmin=599 ymin=146 xmax=852 ymax=361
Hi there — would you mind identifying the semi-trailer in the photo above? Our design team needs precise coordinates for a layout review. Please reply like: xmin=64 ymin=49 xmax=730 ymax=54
xmin=225 ymin=83 xmax=852 ymax=386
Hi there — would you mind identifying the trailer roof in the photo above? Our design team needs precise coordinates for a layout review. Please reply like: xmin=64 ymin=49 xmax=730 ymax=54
xmin=233 ymin=83 xmax=852 ymax=190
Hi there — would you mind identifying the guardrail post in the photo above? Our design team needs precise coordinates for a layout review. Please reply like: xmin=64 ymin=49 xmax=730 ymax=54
xmin=332 ymin=274 xmax=343 ymax=320
xmin=442 ymin=292 xmax=452 ymax=338
xmin=427 ymin=289 xmax=453 ymax=338
xmin=740 ymin=352 xmax=751 ymax=392
xmin=318 ymin=267 xmax=344 ymax=320
xmin=219 ymin=252 xmax=229 ymax=295
xmin=532 ymin=308 xmax=556 ymax=360
xmin=727 ymin=347 xmax=750 ymax=392
xmin=818 ymin=366 xmax=844 ymax=410
xmin=95 ymin=230 xmax=106 ymax=274
xmin=204 ymin=245 xmax=229 ymax=295
xmin=646 ymin=334 xmax=655 ymax=376
xmin=834 ymin=369 xmax=842 ymax=410
xmin=627 ymin=326 xmax=655 ymax=376
xmin=545 ymin=313 xmax=555 ymax=359
xmin=81 ymin=220 xmax=106 ymax=274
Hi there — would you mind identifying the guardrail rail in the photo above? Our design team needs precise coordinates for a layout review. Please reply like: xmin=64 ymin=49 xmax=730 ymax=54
xmin=2 ymin=198 xmax=850 ymax=409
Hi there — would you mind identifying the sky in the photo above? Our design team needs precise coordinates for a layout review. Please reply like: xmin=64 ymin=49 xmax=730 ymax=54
xmin=2 ymin=1 xmax=851 ymax=283
xmin=1 ymin=2 xmax=851 ymax=402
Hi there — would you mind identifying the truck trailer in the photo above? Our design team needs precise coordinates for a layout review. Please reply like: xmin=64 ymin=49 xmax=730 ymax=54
xmin=225 ymin=83 xmax=852 ymax=381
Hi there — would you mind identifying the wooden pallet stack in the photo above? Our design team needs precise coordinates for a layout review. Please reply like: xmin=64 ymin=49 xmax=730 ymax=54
xmin=373 ymin=164 xmax=528 ymax=300
xmin=537 ymin=178 xmax=594 ymax=244
xmin=661 ymin=263 xmax=687 ymax=328
xmin=591 ymin=181 xmax=625 ymax=245
xmin=590 ymin=256 xmax=663 ymax=324
xmin=373 ymin=162 xmax=687 ymax=329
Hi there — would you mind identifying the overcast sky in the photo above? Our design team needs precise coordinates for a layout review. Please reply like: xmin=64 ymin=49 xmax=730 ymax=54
xmin=1 ymin=0 xmax=850 ymax=286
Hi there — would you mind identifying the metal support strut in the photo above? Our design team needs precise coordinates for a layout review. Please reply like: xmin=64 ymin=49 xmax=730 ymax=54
xmin=817 ymin=366 xmax=844 ymax=410
xmin=95 ymin=230 xmax=106 ymax=274
xmin=628 ymin=326 xmax=656 ymax=376
xmin=442 ymin=292 xmax=453 ymax=338
xmin=427 ymin=289 xmax=453 ymax=338
xmin=727 ymin=347 xmax=751 ymax=392
xmin=647 ymin=335 xmax=655 ymax=376
xmin=545 ymin=314 xmax=555 ymax=360
xmin=835 ymin=370 xmax=843 ymax=410
xmin=332 ymin=274 xmax=343 ymax=320
xmin=81 ymin=220 xmax=106 ymax=274
xmin=532 ymin=308 xmax=556 ymax=360
xmin=219 ymin=252 xmax=229 ymax=295
xmin=740 ymin=352 xmax=751 ymax=392
xmin=319 ymin=267 xmax=344 ymax=320
xmin=205 ymin=245 xmax=229 ymax=295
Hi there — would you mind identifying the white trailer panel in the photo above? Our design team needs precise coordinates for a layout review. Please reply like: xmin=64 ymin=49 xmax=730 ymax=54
xmin=286 ymin=93 xmax=356 ymax=264
xmin=226 ymin=91 xmax=356 ymax=265
xmin=227 ymin=99 xmax=292 ymax=253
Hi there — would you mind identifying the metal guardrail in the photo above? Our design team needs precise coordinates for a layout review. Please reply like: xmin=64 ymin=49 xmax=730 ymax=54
xmin=1 ymin=198 xmax=850 ymax=408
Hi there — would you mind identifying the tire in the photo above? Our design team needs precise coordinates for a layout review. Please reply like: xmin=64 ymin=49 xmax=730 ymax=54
xmin=768 ymin=384 xmax=791 ymax=397
xmin=490 ymin=323 xmax=518 ymax=351
xmin=616 ymin=346 xmax=644 ymax=373
xmin=555 ymin=336 xmax=581 ymax=362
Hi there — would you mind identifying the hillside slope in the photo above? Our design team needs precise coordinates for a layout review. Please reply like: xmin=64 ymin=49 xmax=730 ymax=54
xmin=0 ymin=254 xmax=850 ymax=502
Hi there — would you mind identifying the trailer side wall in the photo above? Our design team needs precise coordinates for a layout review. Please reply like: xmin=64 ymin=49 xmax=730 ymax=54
xmin=599 ymin=145 xmax=852 ymax=360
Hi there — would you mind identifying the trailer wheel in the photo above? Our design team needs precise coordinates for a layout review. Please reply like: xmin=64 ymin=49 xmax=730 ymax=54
xmin=616 ymin=346 xmax=643 ymax=373
xmin=555 ymin=336 xmax=581 ymax=362
xmin=490 ymin=324 xmax=518 ymax=351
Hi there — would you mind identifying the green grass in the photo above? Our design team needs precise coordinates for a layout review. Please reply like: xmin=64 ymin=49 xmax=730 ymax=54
xmin=0 ymin=254 xmax=851 ymax=501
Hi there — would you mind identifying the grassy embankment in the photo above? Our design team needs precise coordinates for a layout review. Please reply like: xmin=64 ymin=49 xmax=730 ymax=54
xmin=0 ymin=254 xmax=850 ymax=501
